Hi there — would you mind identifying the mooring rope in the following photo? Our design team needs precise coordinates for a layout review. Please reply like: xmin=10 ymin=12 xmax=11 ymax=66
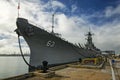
xmin=18 ymin=35 xmax=36 ymax=69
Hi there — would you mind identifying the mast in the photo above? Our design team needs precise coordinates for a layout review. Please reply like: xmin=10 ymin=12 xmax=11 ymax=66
xmin=85 ymin=27 xmax=94 ymax=49
xmin=51 ymin=14 xmax=54 ymax=34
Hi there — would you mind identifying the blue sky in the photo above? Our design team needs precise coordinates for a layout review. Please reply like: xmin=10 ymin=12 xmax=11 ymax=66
xmin=41 ymin=0 xmax=120 ymax=25
xmin=0 ymin=0 xmax=120 ymax=54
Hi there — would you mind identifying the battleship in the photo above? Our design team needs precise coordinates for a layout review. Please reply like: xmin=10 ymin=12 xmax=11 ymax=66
xmin=15 ymin=15 xmax=101 ymax=71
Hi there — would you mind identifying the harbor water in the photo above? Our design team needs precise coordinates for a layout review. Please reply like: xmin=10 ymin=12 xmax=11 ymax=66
xmin=0 ymin=56 xmax=29 ymax=79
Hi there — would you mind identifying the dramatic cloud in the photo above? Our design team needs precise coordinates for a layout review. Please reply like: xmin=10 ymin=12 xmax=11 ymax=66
xmin=0 ymin=0 xmax=120 ymax=54
xmin=105 ymin=4 xmax=120 ymax=17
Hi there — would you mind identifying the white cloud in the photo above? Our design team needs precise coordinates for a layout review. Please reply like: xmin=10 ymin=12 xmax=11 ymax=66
xmin=71 ymin=4 xmax=77 ymax=13
xmin=51 ymin=0 xmax=65 ymax=10
xmin=0 ymin=0 xmax=120 ymax=54
xmin=54 ymin=14 xmax=89 ymax=44
xmin=0 ymin=0 xmax=30 ymax=54
xmin=92 ymin=19 xmax=120 ymax=52
xmin=105 ymin=4 xmax=120 ymax=17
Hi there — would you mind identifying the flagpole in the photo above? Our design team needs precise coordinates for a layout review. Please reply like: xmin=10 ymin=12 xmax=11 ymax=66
xmin=18 ymin=0 xmax=20 ymax=17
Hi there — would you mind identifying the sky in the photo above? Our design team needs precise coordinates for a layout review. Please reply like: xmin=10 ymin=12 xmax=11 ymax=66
xmin=0 ymin=0 xmax=120 ymax=54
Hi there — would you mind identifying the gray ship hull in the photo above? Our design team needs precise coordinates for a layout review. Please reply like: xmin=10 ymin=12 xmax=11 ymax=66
xmin=16 ymin=18 xmax=99 ymax=71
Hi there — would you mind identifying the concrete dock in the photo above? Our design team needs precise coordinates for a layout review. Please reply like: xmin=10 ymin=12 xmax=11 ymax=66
xmin=4 ymin=61 xmax=114 ymax=80
xmin=4 ymin=58 xmax=120 ymax=80
xmin=25 ymin=65 xmax=112 ymax=80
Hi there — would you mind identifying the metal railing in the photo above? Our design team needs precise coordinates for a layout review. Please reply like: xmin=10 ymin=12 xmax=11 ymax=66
xmin=109 ymin=59 xmax=116 ymax=80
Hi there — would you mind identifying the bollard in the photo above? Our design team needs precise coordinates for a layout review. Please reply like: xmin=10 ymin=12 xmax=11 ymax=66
xmin=79 ymin=58 xmax=82 ymax=63
xmin=41 ymin=61 xmax=48 ymax=73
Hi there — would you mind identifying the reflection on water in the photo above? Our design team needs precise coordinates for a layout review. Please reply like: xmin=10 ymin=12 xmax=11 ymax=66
xmin=0 ymin=56 xmax=29 ymax=79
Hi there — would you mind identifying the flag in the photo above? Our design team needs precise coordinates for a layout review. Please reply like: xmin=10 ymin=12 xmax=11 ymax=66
xmin=18 ymin=3 xmax=20 ymax=9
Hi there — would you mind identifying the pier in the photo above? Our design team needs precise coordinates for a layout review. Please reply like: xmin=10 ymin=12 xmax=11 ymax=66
xmin=4 ymin=58 xmax=119 ymax=80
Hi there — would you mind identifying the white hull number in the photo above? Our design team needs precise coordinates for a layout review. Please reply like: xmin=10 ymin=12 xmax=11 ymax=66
xmin=46 ymin=40 xmax=55 ymax=47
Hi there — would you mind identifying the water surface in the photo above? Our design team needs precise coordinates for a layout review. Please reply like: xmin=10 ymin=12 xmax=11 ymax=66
xmin=0 ymin=56 xmax=29 ymax=79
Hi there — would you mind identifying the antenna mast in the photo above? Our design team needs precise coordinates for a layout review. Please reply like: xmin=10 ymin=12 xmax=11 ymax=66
xmin=89 ymin=26 xmax=90 ymax=32
xmin=50 ymin=0 xmax=55 ymax=34
xmin=89 ymin=26 xmax=92 ymax=33
xmin=52 ymin=14 xmax=54 ymax=34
